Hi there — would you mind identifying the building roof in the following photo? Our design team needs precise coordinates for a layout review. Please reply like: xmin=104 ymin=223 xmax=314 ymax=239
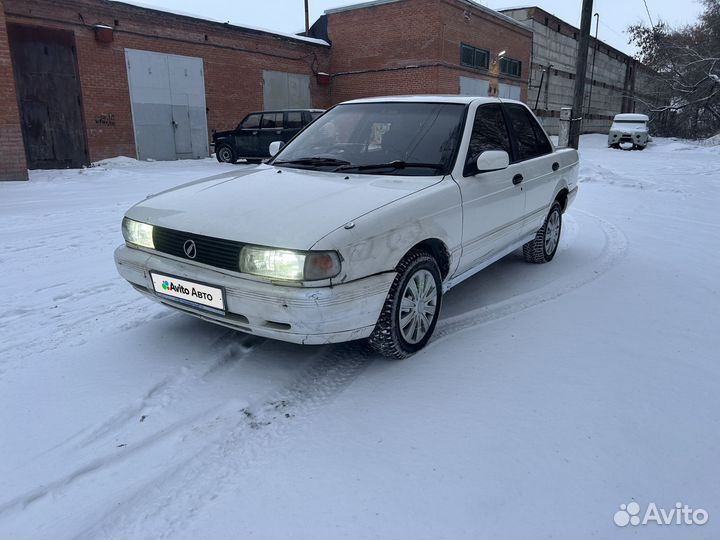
xmin=109 ymin=0 xmax=330 ymax=46
xmin=325 ymin=0 xmax=532 ymax=33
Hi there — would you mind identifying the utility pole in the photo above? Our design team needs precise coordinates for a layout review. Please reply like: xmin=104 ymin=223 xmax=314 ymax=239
xmin=586 ymin=13 xmax=600 ymax=117
xmin=304 ymin=0 xmax=310 ymax=35
xmin=569 ymin=0 xmax=594 ymax=149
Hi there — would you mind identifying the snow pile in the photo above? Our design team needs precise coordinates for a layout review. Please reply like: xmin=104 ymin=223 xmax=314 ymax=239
xmin=698 ymin=132 xmax=720 ymax=147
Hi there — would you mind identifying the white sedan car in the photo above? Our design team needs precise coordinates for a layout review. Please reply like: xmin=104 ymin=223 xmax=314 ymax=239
xmin=116 ymin=96 xmax=579 ymax=358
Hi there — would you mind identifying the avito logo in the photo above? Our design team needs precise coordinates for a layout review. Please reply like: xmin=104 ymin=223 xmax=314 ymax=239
xmin=614 ymin=501 xmax=709 ymax=527
xmin=161 ymin=280 xmax=190 ymax=295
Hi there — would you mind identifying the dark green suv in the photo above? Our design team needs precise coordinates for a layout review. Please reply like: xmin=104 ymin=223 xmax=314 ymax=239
xmin=213 ymin=109 xmax=325 ymax=164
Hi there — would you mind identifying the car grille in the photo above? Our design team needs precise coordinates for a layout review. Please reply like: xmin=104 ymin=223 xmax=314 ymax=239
xmin=152 ymin=226 xmax=244 ymax=272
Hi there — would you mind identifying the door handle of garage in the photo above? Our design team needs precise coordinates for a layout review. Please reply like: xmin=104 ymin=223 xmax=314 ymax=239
xmin=512 ymin=174 xmax=524 ymax=185
xmin=552 ymin=162 xmax=560 ymax=171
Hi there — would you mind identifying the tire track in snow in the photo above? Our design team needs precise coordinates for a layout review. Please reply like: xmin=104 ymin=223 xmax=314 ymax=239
xmin=79 ymin=342 xmax=376 ymax=538
xmin=0 ymin=332 xmax=265 ymax=520
xmin=433 ymin=209 xmax=628 ymax=342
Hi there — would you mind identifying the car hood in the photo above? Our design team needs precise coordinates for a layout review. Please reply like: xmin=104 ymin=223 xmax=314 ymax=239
xmin=212 ymin=130 xmax=233 ymax=139
xmin=126 ymin=165 xmax=442 ymax=250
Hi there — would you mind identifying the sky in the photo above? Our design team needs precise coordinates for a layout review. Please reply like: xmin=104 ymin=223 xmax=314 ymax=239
xmin=117 ymin=0 xmax=706 ymax=57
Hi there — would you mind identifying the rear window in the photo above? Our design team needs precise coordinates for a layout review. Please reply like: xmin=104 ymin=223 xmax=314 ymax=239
xmin=286 ymin=112 xmax=303 ymax=129
xmin=504 ymin=104 xmax=552 ymax=161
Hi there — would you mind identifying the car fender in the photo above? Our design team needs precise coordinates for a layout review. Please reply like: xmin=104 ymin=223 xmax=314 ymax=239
xmin=311 ymin=178 xmax=463 ymax=284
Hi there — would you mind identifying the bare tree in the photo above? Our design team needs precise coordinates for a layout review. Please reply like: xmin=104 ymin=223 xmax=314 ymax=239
xmin=629 ymin=0 xmax=720 ymax=138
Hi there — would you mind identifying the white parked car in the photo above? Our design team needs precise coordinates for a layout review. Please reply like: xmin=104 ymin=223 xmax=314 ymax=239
xmin=608 ymin=113 xmax=650 ymax=150
xmin=116 ymin=96 xmax=579 ymax=358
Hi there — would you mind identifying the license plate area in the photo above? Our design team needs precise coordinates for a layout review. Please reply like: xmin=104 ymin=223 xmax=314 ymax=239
xmin=150 ymin=272 xmax=226 ymax=315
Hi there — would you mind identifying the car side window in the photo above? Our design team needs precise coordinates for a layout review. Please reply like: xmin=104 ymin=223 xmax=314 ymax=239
xmin=504 ymin=104 xmax=552 ymax=161
xmin=242 ymin=114 xmax=261 ymax=129
xmin=286 ymin=112 xmax=303 ymax=129
xmin=465 ymin=104 xmax=511 ymax=176
xmin=261 ymin=113 xmax=283 ymax=129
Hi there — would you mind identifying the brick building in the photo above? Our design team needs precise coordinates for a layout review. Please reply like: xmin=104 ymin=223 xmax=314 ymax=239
xmin=0 ymin=0 xmax=657 ymax=181
xmin=320 ymin=0 xmax=532 ymax=104
xmin=0 ymin=0 xmax=535 ymax=180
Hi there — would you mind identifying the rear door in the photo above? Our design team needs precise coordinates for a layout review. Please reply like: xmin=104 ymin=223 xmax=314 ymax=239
xmin=454 ymin=103 xmax=526 ymax=274
xmin=258 ymin=112 xmax=284 ymax=157
xmin=501 ymin=103 xmax=557 ymax=236
xmin=283 ymin=111 xmax=304 ymax=141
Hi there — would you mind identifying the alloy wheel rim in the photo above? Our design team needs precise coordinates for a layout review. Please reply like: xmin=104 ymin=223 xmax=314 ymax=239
xmin=545 ymin=211 xmax=561 ymax=254
xmin=399 ymin=269 xmax=438 ymax=344
xmin=219 ymin=148 xmax=231 ymax=161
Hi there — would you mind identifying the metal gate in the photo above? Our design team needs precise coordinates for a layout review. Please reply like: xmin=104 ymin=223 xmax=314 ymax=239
xmin=459 ymin=76 xmax=490 ymax=97
xmin=125 ymin=49 xmax=209 ymax=161
xmin=263 ymin=71 xmax=311 ymax=110
xmin=8 ymin=25 xmax=89 ymax=169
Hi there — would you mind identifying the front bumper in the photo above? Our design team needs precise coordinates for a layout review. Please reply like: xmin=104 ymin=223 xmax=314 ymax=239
xmin=608 ymin=130 xmax=649 ymax=146
xmin=115 ymin=245 xmax=395 ymax=344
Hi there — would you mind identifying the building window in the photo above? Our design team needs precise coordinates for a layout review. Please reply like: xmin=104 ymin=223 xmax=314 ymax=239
xmin=500 ymin=57 xmax=522 ymax=77
xmin=461 ymin=43 xmax=489 ymax=70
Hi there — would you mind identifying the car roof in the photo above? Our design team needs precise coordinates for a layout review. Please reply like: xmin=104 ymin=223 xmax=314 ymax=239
xmin=613 ymin=113 xmax=649 ymax=121
xmin=338 ymin=95 xmax=526 ymax=106
xmin=245 ymin=109 xmax=325 ymax=115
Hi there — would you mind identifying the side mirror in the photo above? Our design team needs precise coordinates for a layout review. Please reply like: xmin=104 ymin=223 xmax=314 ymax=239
xmin=269 ymin=141 xmax=284 ymax=156
xmin=475 ymin=150 xmax=509 ymax=173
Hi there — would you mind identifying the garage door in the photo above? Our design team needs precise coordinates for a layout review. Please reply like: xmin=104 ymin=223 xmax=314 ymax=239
xmin=8 ymin=25 xmax=89 ymax=169
xmin=459 ymin=77 xmax=490 ymax=97
xmin=498 ymin=83 xmax=522 ymax=100
xmin=263 ymin=71 xmax=311 ymax=110
xmin=125 ymin=49 xmax=209 ymax=161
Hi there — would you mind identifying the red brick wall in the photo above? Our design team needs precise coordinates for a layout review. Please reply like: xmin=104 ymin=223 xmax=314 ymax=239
xmin=0 ymin=0 xmax=28 ymax=180
xmin=326 ymin=0 xmax=532 ymax=104
xmin=437 ymin=0 xmax=532 ymax=101
xmin=3 ymin=0 xmax=331 ymax=163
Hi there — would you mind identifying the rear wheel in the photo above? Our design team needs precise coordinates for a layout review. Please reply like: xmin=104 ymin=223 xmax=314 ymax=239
xmin=368 ymin=249 xmax=442 ymax=359
xmin=523 ymin=201 xmax=562 ymax=264
xmin=216 ymin=145 xmax=236 ymax=163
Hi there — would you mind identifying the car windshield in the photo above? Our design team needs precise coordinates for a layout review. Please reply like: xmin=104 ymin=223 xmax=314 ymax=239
xmin=614 ymin=120 xmax=647 ymax=125
xmin=271 ymin=102 xmax=466 ymax=176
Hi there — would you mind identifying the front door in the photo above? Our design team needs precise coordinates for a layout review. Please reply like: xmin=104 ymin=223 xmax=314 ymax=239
xmin=455 ymin=103 xmax=526 ymax=274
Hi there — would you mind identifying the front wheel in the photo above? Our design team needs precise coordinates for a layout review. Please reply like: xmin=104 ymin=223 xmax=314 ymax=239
xmin=523 ymin=201 xmax=562 ymax=264
xmin=368 ymin=249 xmax=442 ymax=359
xmin=216 ymin=145 xmax=236 ymax=163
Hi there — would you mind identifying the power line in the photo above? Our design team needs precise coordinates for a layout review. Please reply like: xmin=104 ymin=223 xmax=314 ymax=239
xmin=642 ymin=0 xmax=655 ymax=27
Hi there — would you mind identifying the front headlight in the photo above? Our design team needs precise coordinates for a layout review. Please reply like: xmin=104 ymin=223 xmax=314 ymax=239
xmin=122 ymin=217 xmax=155 ymax=249
xmin=239 ymin=246 xmax=341 ymax=281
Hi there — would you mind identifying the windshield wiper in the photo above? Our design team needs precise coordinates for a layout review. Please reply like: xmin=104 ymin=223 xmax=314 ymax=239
xmin=274 ymin=157 xmax=351 ymax=168
xmin=334 ymin=160 xmax=444 ymax=173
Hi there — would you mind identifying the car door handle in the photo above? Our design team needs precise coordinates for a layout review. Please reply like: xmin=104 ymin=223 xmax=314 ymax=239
xmin=252 ymin=131 xmax=258 ymax=135
xmin=512 ymin=174 xmax=524 ymax=185
xmin=552 ymin=162 xmax=560 ymax=171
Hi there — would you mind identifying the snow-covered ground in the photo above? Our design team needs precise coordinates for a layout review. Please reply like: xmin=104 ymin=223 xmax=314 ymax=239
xmin=0 ymin=135 xmax=718 ymax=538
